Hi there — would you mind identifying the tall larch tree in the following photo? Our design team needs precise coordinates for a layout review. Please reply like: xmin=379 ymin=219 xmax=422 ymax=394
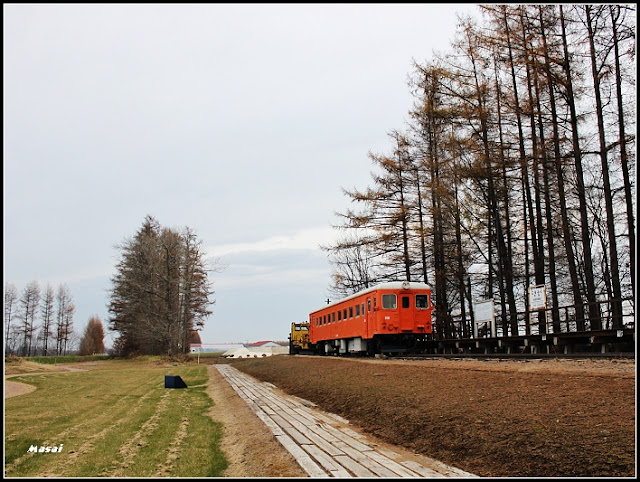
xmin=39 ymin=284 xmax=55 ymax=355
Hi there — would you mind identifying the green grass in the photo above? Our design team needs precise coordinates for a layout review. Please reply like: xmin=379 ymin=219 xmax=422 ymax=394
xmin=22 ymin=354 xmax=111 ymax=364
xmin=4 ymin=359 xmax=228 ymax=477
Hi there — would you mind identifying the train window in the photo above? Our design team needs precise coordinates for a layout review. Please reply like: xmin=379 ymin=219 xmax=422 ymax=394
xmin=402 ymin=296 xmax=410 ymax=308
xmin=374 ymin=297 xmax=377 ymax=309
xmin=343 ymin=308 xmax=347 ymax=319
xmin=382 ymin=294 xmax=397 ymax=309
xmin=355 ymin=304 xmax=360 ymax=317
xmin=349 ymin=307 xmax=353 ymax=318
xmin=338 ymin=310 xmax=341 ymax=321
xmin=332 ymin=312 xmax=336 ymax=323
xmin=361 ymin=302 xmax=365 ymax=315
xmin=367 ymin=299 xmax=371 ymax=312
xmin=416 ymin=294 xmax=430 ymax=309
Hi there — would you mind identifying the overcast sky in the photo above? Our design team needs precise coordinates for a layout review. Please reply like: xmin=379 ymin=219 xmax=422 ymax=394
xmin=4 ymin=3 xmax=478 ymax=347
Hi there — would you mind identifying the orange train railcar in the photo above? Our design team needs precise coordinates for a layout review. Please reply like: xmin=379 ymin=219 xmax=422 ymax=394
xmin=309 ymin=281 xmax=434 ymax=355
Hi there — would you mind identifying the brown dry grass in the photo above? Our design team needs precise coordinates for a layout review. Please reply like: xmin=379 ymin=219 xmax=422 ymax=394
xmin=5 ymin=358 xmax=70 ymax=375
xmin=229 ymin=355 xmax=636 ymax=478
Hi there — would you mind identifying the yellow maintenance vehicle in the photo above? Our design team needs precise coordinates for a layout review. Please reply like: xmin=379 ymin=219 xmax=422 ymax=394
xmin=288 ymin=322 xmax=314 ymax=355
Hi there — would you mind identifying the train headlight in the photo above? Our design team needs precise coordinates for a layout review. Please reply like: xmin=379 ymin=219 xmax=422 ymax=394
xmin=402 ymin=281 xmax=410 ymax=290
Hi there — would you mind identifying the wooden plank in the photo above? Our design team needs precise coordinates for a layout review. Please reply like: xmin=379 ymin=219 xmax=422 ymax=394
xmin=275 ymin=404 xmax=315 ymax=427
xmin=276 ymin=435 xmax=328 ymax=478
xmin=280 ymin=424 xmax=314 ymax=446
xmin=299 ymin=422 xmax=342 ymax=443
xmin=340 ymin=426 xmax=370 ymax=442
xmin=296 ymin=424 xmax=345 ymax=456
xmin=269 ymin=413 xmax=293 ymax=429
xmin=332 ymin=441 xmax=399 ymax=477
xmin=321 ymin=424 xmax=373 ymax=452
xmin=363 ymin=450 xmax=424 ymax=477
xmin=292 ymin=407 xmax=321 ymax=424
xmin=301 ymin=444 xmax=352 ymax=477
xmin=313 ymin=410 xmax=351 ymax=426
xmin=253 ymin=409 xmax=286 ymax=437
xmin=401 ymin=460 xmax=445 ymax=477
xmin=332 ymin=455 xmax=376 ymax=477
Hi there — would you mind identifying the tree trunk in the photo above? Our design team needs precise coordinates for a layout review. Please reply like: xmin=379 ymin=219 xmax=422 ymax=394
xmin=559 ymin=5 xmax=601 ymax=331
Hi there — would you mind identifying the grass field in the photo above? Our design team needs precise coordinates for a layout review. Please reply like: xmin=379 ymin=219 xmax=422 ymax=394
xmin=4 ymin=358 xmax=228 ymax=477
xmin=21 ymin=354 xmax=111 ymax=365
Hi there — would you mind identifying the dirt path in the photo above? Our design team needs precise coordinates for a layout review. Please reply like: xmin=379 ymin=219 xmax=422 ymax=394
xmin=5 ymin=364 xmax=89 ymax=399
xmin=204 ymin=364 xmax=308 ymax=477
xmin=5 ymin=380 xmax=37 ymax=398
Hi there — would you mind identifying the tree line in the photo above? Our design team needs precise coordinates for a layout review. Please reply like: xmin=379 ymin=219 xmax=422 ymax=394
xmin=325 ymin=5 xmax=635 ymax=338
xmin=108 ymin=215 xmax=218 ymax=357
xmin=4 ymin=281 xmax=76 ymax=356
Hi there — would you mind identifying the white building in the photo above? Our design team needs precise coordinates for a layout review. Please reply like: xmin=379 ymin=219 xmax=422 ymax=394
xmin=190 ymin=343 xmax=244 ymax=354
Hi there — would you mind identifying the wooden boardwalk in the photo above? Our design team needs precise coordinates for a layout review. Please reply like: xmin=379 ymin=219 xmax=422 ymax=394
xmin=216 ymin=365 xmax=477 ymax=478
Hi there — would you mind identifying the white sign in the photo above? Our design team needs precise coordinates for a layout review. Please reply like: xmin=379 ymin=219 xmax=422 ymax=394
xmin=529 ymin=285 xmax=547 ymax=310
xmin=474 ymin=299 xmax=494 ymax=322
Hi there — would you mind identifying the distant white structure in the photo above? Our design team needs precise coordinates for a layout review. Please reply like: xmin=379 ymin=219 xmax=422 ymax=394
xmin=190 ymin=341 xmax=289 ymax=358
xmin=190 ymin=343 xmax=244 ymax=354
xmin=247 ymin=341 xmax=282 ymax=348
xmin=222 ymin=345 xmax=289 ymax=358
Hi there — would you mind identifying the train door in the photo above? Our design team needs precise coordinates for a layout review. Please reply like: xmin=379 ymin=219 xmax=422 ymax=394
xmin=366 ymin=296 xmax=373 ymax=338
xmin=399 ymin=294 xmax=414 ymax=331
xmin=414 ymin=292 xmax=432 ymax=333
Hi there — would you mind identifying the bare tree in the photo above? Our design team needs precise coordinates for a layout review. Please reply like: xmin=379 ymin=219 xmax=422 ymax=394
xmin=179 ymin=227 xmax=217 ymax=353
xmin=558 ymin=5 xmax=602 ymax=330
xmin=323 ymin=232 xmax=380 ymax=296
xmin=55 ymin=283 xmax=75 ymax=355
xmin=39 ymin=284 xmax=55 ymax=355
xmin=4 ymin=282 xmax=18 ymax=354
xmin=608 ymin=5 xmax=636 ymax=295
xmin=18 ymin=281 xmax=40 ymax=356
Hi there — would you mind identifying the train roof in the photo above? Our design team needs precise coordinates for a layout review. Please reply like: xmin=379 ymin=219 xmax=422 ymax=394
xmin=311 ymin=281 xmax=431 ymax=314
